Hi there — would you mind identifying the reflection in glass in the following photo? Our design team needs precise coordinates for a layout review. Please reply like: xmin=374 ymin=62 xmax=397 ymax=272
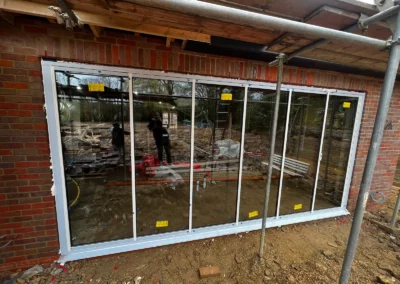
xmin=314 ymin=96 xmax=358 ymax=210
xmin=279 ymin=93 xmax=327 ymax=216
xmin=132 ymin=78 xmax=192 ymax=236
xmin=56 ymin=72 xmax=132 ymax=246
xmin=193 ymin=84 xmax=244 ymax=228
xmin=239 ymin=89 xmax=289 ymax=221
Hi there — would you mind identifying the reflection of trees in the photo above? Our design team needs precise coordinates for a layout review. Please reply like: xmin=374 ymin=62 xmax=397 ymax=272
xmin=133 ymin=78 xmax=191 ymax=96
xmin=56 ymin=72 xmax=129 ymax=124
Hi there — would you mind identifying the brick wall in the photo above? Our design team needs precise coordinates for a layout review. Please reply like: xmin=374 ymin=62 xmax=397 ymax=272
xmin=1 ymin=15 xmax=400 ymax=273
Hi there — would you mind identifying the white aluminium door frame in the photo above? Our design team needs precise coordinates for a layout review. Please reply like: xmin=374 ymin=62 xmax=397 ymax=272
xmin=41 ymin=60 xmax=364 ymax=262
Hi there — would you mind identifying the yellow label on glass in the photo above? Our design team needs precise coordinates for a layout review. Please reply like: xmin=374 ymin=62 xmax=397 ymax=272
xmin=343 ymin=102 xmax=351 ymax=109
xmin=249 ymin=211 xmax=259 ymax=218
xmin=221 ymin=93 xmax=232 ymax=101
xmin=88 ymin=83 xmax=105 ymax=92
xmin=294 ymin=204 xmax=303 ymax=210
xmin=156 ymin=220 xmax=168 ymax=228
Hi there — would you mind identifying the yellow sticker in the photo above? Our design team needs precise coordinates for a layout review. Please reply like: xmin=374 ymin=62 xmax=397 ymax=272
xmin=221 ymin=93 xmax=232 ymax=101
xmin=249 ymin=211 xmax=259 ymax=218
xmin=294 ymin=204 xmax=303 ymax=210
xmin=88 ymin=83 xmax=105 ymax=92
xmin=156 ymin=220 xmax=168 ymax=228
xmin=343 ymin=102 xmax=351 ymax=109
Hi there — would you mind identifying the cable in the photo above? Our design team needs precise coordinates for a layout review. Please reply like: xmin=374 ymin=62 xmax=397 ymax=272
xmin=68 ymin=178 xmax=81 ymax=208
xmin=370 ymin=191 xmax=385 ymax=203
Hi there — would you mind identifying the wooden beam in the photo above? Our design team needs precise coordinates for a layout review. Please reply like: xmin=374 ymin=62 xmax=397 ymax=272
xmin=181 ymin=39 xmax=187 ymax=49
xmin=90 ymin=25 xmax=103 ymax=37
xmin=166 ymin=37 xmax=171 ymax=47
xmin=0 ymin=10 xmax=14 ymax=25
xmin=0 ymin=0 xmax=210 ymax=43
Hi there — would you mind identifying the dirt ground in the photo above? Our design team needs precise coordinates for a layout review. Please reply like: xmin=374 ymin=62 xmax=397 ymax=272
xmin=3 ymin=202 xmax=400 ymax=284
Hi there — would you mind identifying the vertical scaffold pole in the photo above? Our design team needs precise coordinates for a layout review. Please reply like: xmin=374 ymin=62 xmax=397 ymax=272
xmin=259 ymin=53 xmax=285 ymax=258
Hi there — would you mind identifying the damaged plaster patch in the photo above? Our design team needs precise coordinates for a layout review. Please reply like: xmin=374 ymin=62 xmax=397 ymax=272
xmin=51 ymin=185 xmax=56 ymax=196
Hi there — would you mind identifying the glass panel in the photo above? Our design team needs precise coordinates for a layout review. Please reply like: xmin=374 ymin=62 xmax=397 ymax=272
xmin=132 ymin=78 xmax=192 ymax=236
xmin=56 ymin=72 xmax=132 ymax=246
xmin=193 ymin=84 xmax=244 ymax=228
xmin=279 ymin=92 xmax=327 ymax=216
xmin=314 ymin=96 xmax=358 ymax=210
xmin=239 ymin=89 xmax=289 ymax=221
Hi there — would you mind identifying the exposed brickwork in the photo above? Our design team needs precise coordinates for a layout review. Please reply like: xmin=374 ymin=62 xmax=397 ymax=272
xmin=1 ymin=15 xmax=400 ymax=273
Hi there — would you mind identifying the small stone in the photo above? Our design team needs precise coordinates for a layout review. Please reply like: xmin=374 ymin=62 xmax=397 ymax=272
xmin=16 ymin=279 xmax=26 ymax=284
xmin=335 ymin=240 xmax=344 ymax=246
xmin=379 ymin=238 xmax=385 ymax=243
xmin=50 ymin=268 xmax=63 ymax=276
xmin=235 ymin=254 xmax=244 ymax=264
xmin=322 ymin=250 xmax=334 ymax=259
xmin=263 ymin=276 xmax=272 ymax=283
xmin=110 ymin=281 xmax=117 ymax=284
xmin=327 ymin=242 xmax=338 ymax=248
xmin=251 ymin=262 xmax=262 ymax=274
xmin=315 ymin=263 xmax=327 ymax=272
xmin=288 ymin=275 xmax=295 ymax=283
xmin=377 ymin=275 xmax=395 ymax=284
xmin=264 ymin=269 xmax=272 ymax=276
xmin=396 ymin=254 xmax=400 ymax=261
xmin=167 ymin=255 xmax=173 ymax=262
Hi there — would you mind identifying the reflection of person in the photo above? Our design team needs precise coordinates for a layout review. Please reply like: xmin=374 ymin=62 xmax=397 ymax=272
xmin=153 ymin=120 xmax=172 ymax=165
xmin=111 ymin=122 xmax=125 ymax=157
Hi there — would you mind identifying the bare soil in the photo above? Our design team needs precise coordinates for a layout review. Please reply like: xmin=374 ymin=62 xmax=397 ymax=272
xmin=4 ymin=210 xmax=400 ymax=284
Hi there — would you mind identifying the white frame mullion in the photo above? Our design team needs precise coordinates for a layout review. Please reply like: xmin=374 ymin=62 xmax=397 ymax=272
xmin=311 ymin=92 xmax=330 ymax=212
xmin=129 ymin=73 xmax=137 ymax=240
xmin=235 ymin=84 xmax=249 ymax=224
xmin=341 ymin=94 xmax=365 ymax=208
xmin=189 ymin=79 xmax=196 ymax=232
xmin=42 ymin=64 xmax=72 ymax=255
xmin=276 ymin=89 xmax=293 ymax=218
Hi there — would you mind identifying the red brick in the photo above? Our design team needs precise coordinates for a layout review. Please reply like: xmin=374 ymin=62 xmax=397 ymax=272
xmin=16 ymin=161 xmax=38 ymax=168
xmin=33 ymin=123 xmax=47 ymax=130
xmin=3 ymin=82 xmax=29 ymax=89
xmin=21 ymin=209 xmax=43 ymax=215
xmin=26 ymin=56 xmax=39 ymax=62
xmin=1 ymin=53 xmax=25 ymax=61
xmin=32 ymin=202 xmax=54 ymax=209
xmin=0 ymin=59 xmax=13 ymax=67
xmin=4 ymin=168 xmax=26 ymax=174
xmin=18 ymin=174 xmax=40 ymax=180
xmin=20 ymin=104 xmax=43 ymax=110
xmin=5 ymin=256 xmax=27 ymax=263
xmin=7 ymin=109 xmax=31 ymax=116
xmin=2 ymin=222 xmax=23 ymax=229
xmin=28 ymin=70 xmax=41 ymax=77
xmin=18 ymin=186 xmax=41 ymax=192
xmin=0 ymin=149 xmax=12 ymax=155
xmin=199 ymin=266 xmax=221 ymax=279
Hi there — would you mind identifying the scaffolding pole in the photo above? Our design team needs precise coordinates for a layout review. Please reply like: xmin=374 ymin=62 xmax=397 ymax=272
xmin=259 ymin=54 xmax=285 ymax=259
xmin=339 ymin=10 xmax=400 ymax=284
xmin=390 ymin=190 xmax=400 ymax=227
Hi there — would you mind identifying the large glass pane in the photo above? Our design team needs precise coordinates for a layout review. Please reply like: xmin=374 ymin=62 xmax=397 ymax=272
xmin=314 ymin=96 xmax=358 ymax=210
xmin=239 ymin=89 xmax=289 ymax=221
xmin=132 ymin=78 xmax=192 ymax=236
xmin=279 ymin=92 xmax=326 ymax=216
xmin=56 ymin=72 xmax=132 ymax=246
xmin=193 ymin=84 xmax=244 ymax=228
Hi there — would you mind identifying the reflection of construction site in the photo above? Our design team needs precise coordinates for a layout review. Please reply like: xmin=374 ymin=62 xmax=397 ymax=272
xmin=58 ymin=73 xmax=358 ymax=246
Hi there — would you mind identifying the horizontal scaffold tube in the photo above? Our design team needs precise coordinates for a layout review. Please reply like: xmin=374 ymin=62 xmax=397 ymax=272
xmin=126 ymin=0 xmax=387 ymax=50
